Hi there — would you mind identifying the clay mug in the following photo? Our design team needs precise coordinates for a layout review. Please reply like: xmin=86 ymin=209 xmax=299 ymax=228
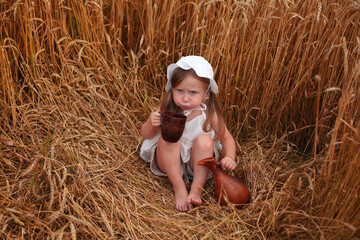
xmin=198 ymin=157 xmax=250 ymax=209
xmin=158 ymin=111 xmax=187 ymax=143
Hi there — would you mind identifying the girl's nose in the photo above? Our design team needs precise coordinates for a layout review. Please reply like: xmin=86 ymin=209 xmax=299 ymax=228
xmin=182 ymin=94 xmax=189 ymax=102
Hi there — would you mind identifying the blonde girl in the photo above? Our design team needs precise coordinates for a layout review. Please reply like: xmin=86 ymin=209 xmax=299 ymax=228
xmin=140 ymin=56 xmax=236 ymax=211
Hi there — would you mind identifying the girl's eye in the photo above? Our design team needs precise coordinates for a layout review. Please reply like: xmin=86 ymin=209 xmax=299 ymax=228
xmin=176 ymin=89 xmax=183 ymax=93
xmin=191 ymin=91 xmax=198 ymax=94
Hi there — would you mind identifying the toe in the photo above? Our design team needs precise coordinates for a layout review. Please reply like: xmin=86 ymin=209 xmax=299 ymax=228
xmin=188 ymin=203 xmax=194 ymax=211
xmin=191 ymin=197 xmax=202 ymax=205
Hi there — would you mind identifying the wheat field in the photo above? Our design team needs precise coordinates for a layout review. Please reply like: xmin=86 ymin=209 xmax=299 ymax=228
xmin=1 ymin=0 xmax=359 ymax=239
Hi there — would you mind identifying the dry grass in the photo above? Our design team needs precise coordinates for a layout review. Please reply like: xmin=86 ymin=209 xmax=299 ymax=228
xmin=1 ymin=0 xmax=359 ymax=239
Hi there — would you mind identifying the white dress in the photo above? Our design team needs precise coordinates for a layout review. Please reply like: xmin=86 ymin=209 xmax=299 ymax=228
xmin=140 ymin=111 xmax=222 ymax=182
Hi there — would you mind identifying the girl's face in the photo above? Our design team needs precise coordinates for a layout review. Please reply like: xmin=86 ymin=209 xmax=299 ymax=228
xmin=172 ymin=75 xmax=208 ymax=111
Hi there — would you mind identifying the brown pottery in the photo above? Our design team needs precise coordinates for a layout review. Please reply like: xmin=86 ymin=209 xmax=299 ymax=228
xmin=159 ymin=111 xmax=187 ymax=143
xmin=198 ymin=157 xmax=250 ymax=208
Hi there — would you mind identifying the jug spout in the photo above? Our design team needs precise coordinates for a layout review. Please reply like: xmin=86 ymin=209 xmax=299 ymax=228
xmin=198 ymin=157 xmax=217 ymax=168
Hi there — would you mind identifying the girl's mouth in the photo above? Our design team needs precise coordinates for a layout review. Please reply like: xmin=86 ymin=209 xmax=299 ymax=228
xmin=182 ymin=105 xmax=191 ymax=110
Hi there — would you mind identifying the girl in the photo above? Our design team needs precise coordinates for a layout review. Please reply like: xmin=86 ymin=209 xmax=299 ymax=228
xmin=140 ymin=56 xmax=236 ymax=211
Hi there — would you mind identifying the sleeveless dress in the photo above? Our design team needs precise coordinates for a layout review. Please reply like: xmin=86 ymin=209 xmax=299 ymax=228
xmin=140 ymin=112 xmax=222 ymax=182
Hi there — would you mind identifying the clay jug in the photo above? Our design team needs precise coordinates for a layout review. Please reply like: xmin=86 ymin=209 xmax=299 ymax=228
xmin=198 ymin=157 xmax=250 ymax=208
xmin=159 ymin=111 xmax=187 ymax=143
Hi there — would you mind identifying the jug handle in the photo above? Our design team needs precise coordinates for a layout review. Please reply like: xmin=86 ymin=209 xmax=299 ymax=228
xmin=216 ymin=162 xmax=242 ymax=180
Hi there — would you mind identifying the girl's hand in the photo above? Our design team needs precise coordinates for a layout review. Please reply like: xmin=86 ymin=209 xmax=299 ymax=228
xmin=220 ymin=157 xmax=236 ymax=171
xmin=150 ymin=111 xmax=162 ymax=127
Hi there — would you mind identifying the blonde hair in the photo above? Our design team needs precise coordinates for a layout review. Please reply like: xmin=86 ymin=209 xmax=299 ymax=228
xmin=159 ymin=68 xmax=225 ymax=138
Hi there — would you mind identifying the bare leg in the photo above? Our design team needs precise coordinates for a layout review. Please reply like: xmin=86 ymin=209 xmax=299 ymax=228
xmin=156 ymin=137 xmax=193 ymax=211
xmin=187 ymin=135 xmax=213 ymax=205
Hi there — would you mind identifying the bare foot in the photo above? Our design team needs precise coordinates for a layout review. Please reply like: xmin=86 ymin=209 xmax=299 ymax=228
xmin=187 ymin=192 xmax=202 ymax=205
xmin=174 ymin=189 xmax=193 ymax=211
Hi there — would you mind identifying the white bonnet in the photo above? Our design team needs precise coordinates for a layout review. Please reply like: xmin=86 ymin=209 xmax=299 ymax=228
xmin=165 ymin=56 xmax=219 ymax=94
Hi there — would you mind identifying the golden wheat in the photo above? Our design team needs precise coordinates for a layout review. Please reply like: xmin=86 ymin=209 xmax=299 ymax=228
xmin=0 ymin=0 xmax=359 ymax=239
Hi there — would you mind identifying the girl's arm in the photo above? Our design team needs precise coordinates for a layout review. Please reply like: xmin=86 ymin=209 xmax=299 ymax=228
xmin=211 ymin=113 xmax=237 ymax=171
xmin=141 ymin=111 xmax=161 ymax=139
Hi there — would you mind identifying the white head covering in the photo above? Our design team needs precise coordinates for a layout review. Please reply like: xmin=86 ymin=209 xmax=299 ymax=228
xmin=165 ymin=56 xmax=219 ymax=94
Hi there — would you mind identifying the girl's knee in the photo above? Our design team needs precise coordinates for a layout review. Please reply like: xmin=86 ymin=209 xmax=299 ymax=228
xmin=193 ymin=135 xmax=214 ymax=152
xmin=157 ymin=137 xmax=181 ymax=160
xmin=158 ymin=137 xmax=180 ymax=150
xmin=156 ymin=138 xmax=181 ymax=172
